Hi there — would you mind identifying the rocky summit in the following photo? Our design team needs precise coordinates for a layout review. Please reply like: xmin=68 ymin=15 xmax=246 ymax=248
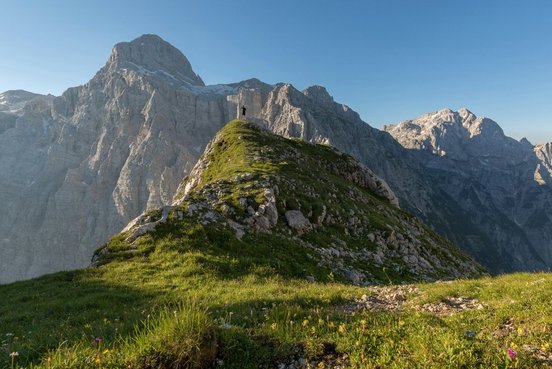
xmin=104 ymin=119 xmax=485 ymax=284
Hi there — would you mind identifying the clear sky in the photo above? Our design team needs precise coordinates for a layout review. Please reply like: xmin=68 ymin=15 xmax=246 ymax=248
xmin=2 ymin=0 xmax=552 ymax=143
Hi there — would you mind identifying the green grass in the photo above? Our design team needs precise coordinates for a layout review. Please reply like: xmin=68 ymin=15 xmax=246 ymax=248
xmin=1 ymin=120 xmax=549 ymax=368
xmin=1 ymin=243 xmax=552 ymax=368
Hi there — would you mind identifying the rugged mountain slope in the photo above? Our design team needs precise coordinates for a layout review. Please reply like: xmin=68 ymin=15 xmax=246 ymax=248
xmin=0 ymin=33 xmax=547 ymax=282
xmin=110 ymin=120 xmax=484 ymax=283
xmin=0 ymin=35 xmax=240 ymax=283
xmin=385 ymin=108 xmax=551 ymax=271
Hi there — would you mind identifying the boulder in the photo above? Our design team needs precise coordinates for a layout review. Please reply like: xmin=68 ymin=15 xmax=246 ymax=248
xmin=285 ymin=210 xmax=312 ymax=234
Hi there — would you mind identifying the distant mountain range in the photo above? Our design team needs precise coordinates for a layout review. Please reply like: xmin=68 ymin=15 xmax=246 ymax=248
xmin=0 ymin=34 xmax=550 ymax=283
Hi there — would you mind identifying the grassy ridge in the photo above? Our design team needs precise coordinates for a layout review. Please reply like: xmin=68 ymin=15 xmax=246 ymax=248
xmin=1 ymin=120 xmax=549 ymax=368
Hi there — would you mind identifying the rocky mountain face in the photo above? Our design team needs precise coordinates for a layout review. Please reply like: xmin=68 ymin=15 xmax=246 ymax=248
xmin=0 ymin=34 xmax=546 ymax=282
xmin=105 ymin=120 xmax=485 ymax=284
xmin=0 ymin=35 xmax=242 ymax=283
xmin=385 ymin=108 xmax=552 ymax=271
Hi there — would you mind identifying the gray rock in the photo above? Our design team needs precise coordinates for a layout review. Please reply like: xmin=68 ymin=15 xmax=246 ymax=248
xmin=344 ymin=269 xmax=364 ymax=284
xmin=285 ymin=210 xmax=312 ymax=234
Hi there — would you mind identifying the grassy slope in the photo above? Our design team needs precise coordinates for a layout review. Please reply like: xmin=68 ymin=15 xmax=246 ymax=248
xmin=2 ymin=257 xmax=552 ymax=368
xmin=0 ymin=121 xmax=550 ymax=368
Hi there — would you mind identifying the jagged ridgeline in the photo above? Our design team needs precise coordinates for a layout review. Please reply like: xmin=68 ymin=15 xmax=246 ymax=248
xmin=97 ymin=120 xmax=485 ymax=283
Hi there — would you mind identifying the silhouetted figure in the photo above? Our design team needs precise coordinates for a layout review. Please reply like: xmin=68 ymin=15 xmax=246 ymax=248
xmin=241 ymin=105 xmax=247 ymax=118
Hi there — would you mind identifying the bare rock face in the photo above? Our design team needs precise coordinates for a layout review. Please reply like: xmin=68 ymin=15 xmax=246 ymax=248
xmin=0 ymin=35 xmax=237 ymax=283
xmin=385 ymin=108 xmax=552 ymax=270
xmin=108 ymin=34 xmax=205 ymax=86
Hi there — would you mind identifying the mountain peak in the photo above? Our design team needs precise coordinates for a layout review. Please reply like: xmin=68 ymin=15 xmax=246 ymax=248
xmin=107 ymin=34 xmax=204 ymax=86
xmin=303 ymin=85 xmax=334 ymax=105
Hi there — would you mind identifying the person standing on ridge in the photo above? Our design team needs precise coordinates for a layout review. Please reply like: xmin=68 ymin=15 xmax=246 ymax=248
xmin=241 ymin=105 xmax=247 ymax=119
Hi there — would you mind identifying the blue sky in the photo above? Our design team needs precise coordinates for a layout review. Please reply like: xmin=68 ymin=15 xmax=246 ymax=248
xmin=2 ymin=0 xmax=552 ymax=143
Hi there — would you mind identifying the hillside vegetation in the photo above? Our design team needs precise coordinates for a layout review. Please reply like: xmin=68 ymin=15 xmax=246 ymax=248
xmin=1 ymin=120 xmax=550 ymax=368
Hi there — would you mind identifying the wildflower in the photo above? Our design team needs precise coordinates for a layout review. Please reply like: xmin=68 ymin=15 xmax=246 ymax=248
xmin=338 ymin=324 xmax=346 ymax=334
xmin=95 ymin=355 xmax=101 ymax=364
xmin=270 ymin=322 xmax=277 ymax=330
xmin=92 ymin=337 xmax=103 ymax=347
xmin=302 ymin=319 xmax=309 ymax=327
xmin=10 ymin=352 xmax=18 ymax=369
xmin=318 ymin=318 xmax=325 ymax=326
xmin=507 ymin=347 xmax=517 ymax=360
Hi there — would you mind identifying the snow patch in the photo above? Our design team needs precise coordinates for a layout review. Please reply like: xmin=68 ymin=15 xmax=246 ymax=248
xmin=123 ymin=61 xmax=201 ymax=86
xmin=185 ymin=84 xmax=238 ymax=96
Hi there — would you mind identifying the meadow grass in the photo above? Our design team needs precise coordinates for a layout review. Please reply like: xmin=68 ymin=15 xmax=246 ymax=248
xmin=1 ymin=237 xmax=551 ymax=368
xmin=1 ymin=120 xmax=550 ymax=368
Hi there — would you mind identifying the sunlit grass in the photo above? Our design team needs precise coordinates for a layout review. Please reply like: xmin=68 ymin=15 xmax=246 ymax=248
xmin=1 ymin=120 xmax=549 ymax=368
